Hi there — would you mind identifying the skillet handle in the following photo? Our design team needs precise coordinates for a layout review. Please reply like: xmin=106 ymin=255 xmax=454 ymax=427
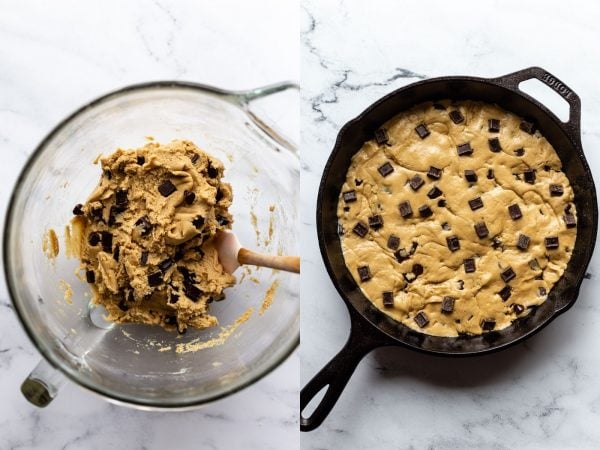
xmin=490 ymin=67 xmax=581 ymax=145
xmin=300 ymin=323 xmax=386 ymax=432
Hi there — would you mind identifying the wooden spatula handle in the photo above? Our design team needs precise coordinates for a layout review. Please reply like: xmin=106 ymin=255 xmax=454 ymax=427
xmin=238 ymin=248 xmax=300 ymax=273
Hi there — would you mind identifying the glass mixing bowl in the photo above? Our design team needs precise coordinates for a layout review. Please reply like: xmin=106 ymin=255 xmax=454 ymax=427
xmin=3 ymin=81 xmax=299 ymax=408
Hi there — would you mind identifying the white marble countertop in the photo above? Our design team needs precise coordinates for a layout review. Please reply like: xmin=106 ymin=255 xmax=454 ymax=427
xmin=0 ymin=2 xmax=298 ymax=449
xmin=300 ymin=1 xmax=600 ymax=449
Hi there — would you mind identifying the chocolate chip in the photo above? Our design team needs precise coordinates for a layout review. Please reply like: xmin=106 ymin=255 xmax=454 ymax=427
xmin=457 ymin=280 xmax=465 ymax=290
xmin=508 ymin=204 xmax=522 ymax=220
xmin=419 ymin=205 xmax=433 ymax=218
xmin=355 ymin=178 xmax=363 ymax=186
xmin=207 ymin=162 xmax=219 ymax=178
xmin=564 ymin=213 xmax=577 ymax=228
xmin=488 ymin=119 xmax=500 ymax=132
xmin=368 ymin=215 xmax=384 ymax=229
xmin=457 ymin=142 xmax=473 ymax=156
xmin=539 ymin=287 xmax=547 ymax=296
xmin=104 ymin=169 xmax=112 ymax=180
xmin=383 ymin=291 xmax=394 ymax=308
xmin=215 ymin=189 xmax=224 ymax=202
xmin=414 ymin=311 xmax=429 ymax=328
xmin=137 ymin=155 xmax=145 ymax=165
xmin=118 ymin=298 xmax=129 ymax=312
xmin=169 ymin=292 xmax=180 ymax=304
xmin=524 ymin=169 xmax=536 ymax=184
xmin=164 ymin=315 xmax=177 ymax=326
xmin=492 ymin=237 xmax=503 ymax=250
xmin=387 ymin=235 xmax=400 ymax=250
xmin=357 ymin=265 xmax=372 ymax=282
xmin=433 ymin=103 xmax=446 ymax=110
xmin=413 ymin=263 xmax=424 ymax=276
xmin=140 ymin=251 xmax=149 ymax=266
xmin=437 ymin=199 xmax=446 ymax=207
xmin=468 ymin=197 xmax=484 ymax=211
xmin=184 ymin=281 xmax=202 ymax=302
xmin=191 ymin=153 xmax=200 ymax=164
xmin=517 ymin=234 xmax=530 ymax=250
xmin=343 ymin=190 xmax=357 ymax=203
xmin=487 ymin=168 xmax=494 ymax=179
xmin=113 ymin=245 xmax=120 ymax=262
xmin=378 ymin=162 xmax=394 ymax=177
xmin=441 ymin=222 xmax=451 ymax=231
xmin=88 ymin=232 xmax=101 ymax=246
xmin=375 ymin=128 xmax=389 ymax=145
xmin=498 ymin=285 xmax=512 ymax=301
xmin=192 ymin=215 xmax=205 ymax=230
xmin=394 ymin=248 xmax=409 ymax=262
xmin=529 ymin=259 xmax=541 ymax=271
xmin=464 ymin=258 xmax=476 ymax=273
xmin=514 ymin=148 xmax=525 ymax=157
xmin=115 ymin=189 xmax=128 ymax=206
xmin=427 ymin=166 xmax=442 ymax=180
xmin=101 ymin=231 xmax=113 ymax=253
xmin=158 ymin=258 xmax=173 ymax=272
xmin=410 ymin=241 xmax=418 ymax=255
xmin=544 ymin=165 xmax=551 ymax=171
xmin=474 ymin=222 xmax=489 ymax=239
xmin=409 ymin=175 xmax=425 ymax=191
xmin=481 ymin=318 xmax=496 ymax=331
xmin=446 ymin=236 xmax=460 ymax=252
xmin=158 ymin=180 xmax=177 ymax=197
xmin=512 ymin=303 xmax=525 ymax=314
xmin=501 ymin=267 xmax=516 ymax=283
xmin=135 ymin=216 xmax=153 ymax=236
xmin=217 ymin=215 xmax=230 ymax=226
xmin=545 ymin=236 xmax=559 ymax=249
xmin=441 ymin=296 xmax=455 ymax=314
xmin=73 ymin=204 xmax=84 ymax=215
xmin=550 ymin=184 xmax=564 ymax=196
xmin=90 ymin=206 xmax=104 ymax=222
xmin=86 ymin=270 xmax=95 ymax=283
xmin=352 ymin=221 xmax=369 ymax=237
xmin=399 ymin=201 xmax=413 ymax=218
xmin=148 ymin=271 xmax=163 ymax=287
xmin=488 ymin=138 xmax=502 ymax=153
xmin=415 ymin=124 xmax=430 ymax=139
xmin=520 ymin=120 xmax=536 ymax=134
xmin=464 ymin=170 xmax=478 ymax=183
xmin=427 ymin=186 xmax=443 ymax=199
xmin=184 ymin=190 xmax=196 ymax=205
xmin=449 ymin=110 xmax=464 ymax=124
xmin=173 ymin=246 xmax=185 ymax=262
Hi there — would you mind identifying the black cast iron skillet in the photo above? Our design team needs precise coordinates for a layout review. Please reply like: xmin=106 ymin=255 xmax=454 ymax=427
xmin=300 ymin=67 xmax=598 ymax=431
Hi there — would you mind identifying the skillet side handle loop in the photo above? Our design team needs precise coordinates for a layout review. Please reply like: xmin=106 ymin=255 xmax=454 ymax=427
xmin=300 ymin=325 xmax=384 ymax=432
xmin=490 ymin=67 xmax=581 ymax=145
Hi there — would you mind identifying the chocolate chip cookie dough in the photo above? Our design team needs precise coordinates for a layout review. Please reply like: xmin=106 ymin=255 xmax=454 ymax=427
xmin=337 ymin=100 xmax=577 ymax=337
xmin=69 ymin=140 xmax=235 ymax=333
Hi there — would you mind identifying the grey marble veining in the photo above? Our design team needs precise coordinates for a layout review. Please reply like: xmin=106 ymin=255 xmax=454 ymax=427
xmin=300 ymin=1 xmax=600 ymax=449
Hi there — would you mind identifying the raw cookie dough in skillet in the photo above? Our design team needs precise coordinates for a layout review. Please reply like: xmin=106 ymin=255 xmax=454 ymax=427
xmin=69 ymin=140 xmax=235 ymax=333
xmin=337 ymin=100 xmax=578 ymax=337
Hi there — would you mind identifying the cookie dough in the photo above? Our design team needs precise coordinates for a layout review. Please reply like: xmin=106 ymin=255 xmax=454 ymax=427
xmin=337 ymin=100 xmax=577 ymax=337
xmin=69 ymin=140 xmax=235 ymax=332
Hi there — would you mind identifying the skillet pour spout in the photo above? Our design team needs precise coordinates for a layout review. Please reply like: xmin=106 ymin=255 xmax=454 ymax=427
xmin=301 ymin=67 xmax=597 ymax=431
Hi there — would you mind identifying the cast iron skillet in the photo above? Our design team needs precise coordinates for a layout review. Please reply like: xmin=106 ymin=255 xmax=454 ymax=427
xmin=300 ymin=67 xmax=597 ymax=431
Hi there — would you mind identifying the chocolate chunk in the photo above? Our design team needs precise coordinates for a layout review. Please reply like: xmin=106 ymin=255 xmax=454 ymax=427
xmin=357 ymin=265 xmax=372 ymax=282
xmin=419 ymin=205 xmax=433 ymax=218
xmin=512 ymin=303 xmax=525 ymax=314
xmin=113 ymin=245 xmax=120 ymax=262
xmin=508 ymin=204 xmax=522 ymax=220
xmin=413 ymin=263 xmax=424 ymax=276
xmin=464 ymin=258 xmax=476 ymax=273
xmin=492 ymin=236 xmax=503 ymax=250
xmin=427 ymin=186 xmax=443 ymax=199
xmin=464 ymin=170 xmax=477 ymax=183
xmin=217 ymin=214 xmax=230 ymax=226
xmin=148 ymin=271 xmax=163 ymax=287
xmin=192 ymin=215 xmax=205 ymax=230
xmin=135 ymin=216 xmax=153 ymax=236
xmin=446 ymin=235 xmax=460 ymax=252
xmin=101 ymin=231 xmax=113 ymax=253
xmin=550 ymin=184 xmax=564 ymax=196
xmin=545 ymin=236 xmax=559 ymax=249
xmin=382 ymin=291 xmax=394 ymax=308
xmin=524 ymin=169 xmax=536 ymax=184
xmin=394 ymin=248 xmax=409 ymax=262
xmin=158 ymin=258 xmax=173 ymax=272
xmin=375 ymin=128 xmax=389 ymax=145
xmin=207 ymin=162 xmax=219 ymax=178
xmin=215 ymin=189 xmax=224 ymax=202
xmin=501 ymin=267 xmax=516 ymax=283
xmin=517 ymin=234 xmax=530 ymax=250
xmin=488 ymin=119 xmax=500 ymax=133
xmin=441 ymin=222 xmax=451 ymax=231
xmin=88 ymin=232 xmax=101 ymax=246
xmin=368 ymin=215 xmax=384 ymax=229
xmin=190 ymin=153 xmax=200 ymax=164
xmin=387 ymin=235 xmax=400 ymax=250
xmin=514 ymin=148 xmax=525 ymax=157
xmin=539 ymin=287 xmax=547 ymax=296
xmin=487 ymin=168 xmax=494 ymax=179
xmin=399 ymin=201 xmax=413 ymax=218
xmin=164 ymin=315 xmax=177 ymax=326
xmin=409 ymin=175 xmax=425 ymax=191
xmin=498 ymin=285 xmax=512 ymax=301
xmin=136 ymin=155 xmax=145 ymax=165
xmin=355 ymin=178 xmax=363 ymax=186
xmin=343 ymin=190 xmax=357 ymax=203
xmin=414 ymin=311 xmax=429 ymax=328
xmin=378 ymin=162 xmax=394 ymax=177
xmin=449 ymin=110 xmax=464 ymax=124
xmin=115 ymin=189 xmax=128 ymax=206
xmin=457 ymin=280 xmax=465 ymax=290
xmin=457 ymin=142 xmax=473 ymax=156
xmin=433 ymin=103 xmax=446 ymax=110
xmin=73 ymin=204 xmax=84 ymax=215
xmin=104 ymin=169 xmax=112 ymax=180
xmin=178 ymin=266 xmax=197 ymax=284
xmin=184 ymin=280 xmax=202 ymax=302
xmin=481 ymin=318 xmax=496 ymax=331
xmin=415 ymin=124 xmax=430 ymax=139
xmin=140 ymin=251 xmax=149 ymax=266
xmin=474 ymin=222 xmax=489 ymax=239
xmin=86 ymin=270 xmax=95 ymax=283
xmin=520 ymin=120 xmax=536 ymax=134
xmin=353 ymin=221 xmax=369 ymax=237
xmin=488 ymin=138 xmax=502 ymax=153
xmin=169 ymin=292 xmax=180 ymax=304
xmin=441 ymin=296 xmax=455 ymax=314
xmin=564 ymin=213 xmax=577 ymax=228
xmin=427 ymin=166 xmax=442 ymax=180
xmin=468 ymin=197 xmax=484 ymax=211
xmin=184 ymin=190 xmax=196 ymax=205
xmin=173 ymin=246 xmax=185 ymax=262
xmin=158 ymin=180 xmax=177 ymax=197
xmin=90 ymin=206 xmax=104 ymax=222
xmin=438 ymin=199 xmax=447 ymax=207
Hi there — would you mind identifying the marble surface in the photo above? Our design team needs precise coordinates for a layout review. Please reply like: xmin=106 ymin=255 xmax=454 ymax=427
xmin=0 ymin=1 xmax=298 ymax=449
xmin=300 ymin=1 xmax=600 ymax=449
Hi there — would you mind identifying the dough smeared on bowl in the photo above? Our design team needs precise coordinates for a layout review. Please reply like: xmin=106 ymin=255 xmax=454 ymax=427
xmin=337 ymin=100 xmax=578 ymax=337
xmin=69 ymin=140 xmax=235 ymax=332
